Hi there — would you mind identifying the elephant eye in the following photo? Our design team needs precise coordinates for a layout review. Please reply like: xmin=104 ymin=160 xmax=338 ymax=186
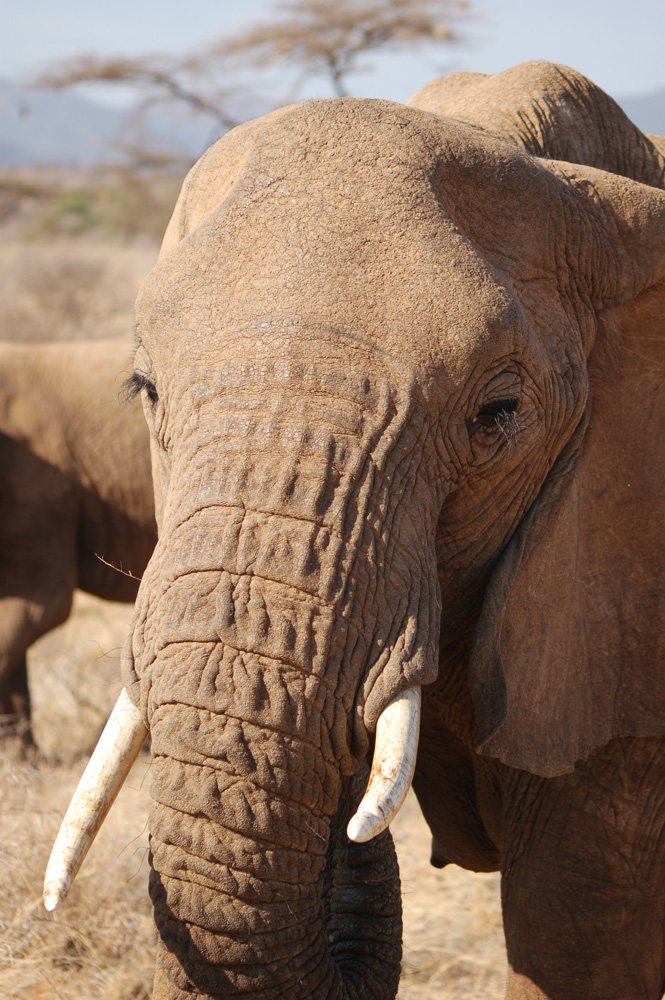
xmin=472 ymin=396 xmax=519 ymax=438
xmin=123 ymin=371 xmax=158 ymax=405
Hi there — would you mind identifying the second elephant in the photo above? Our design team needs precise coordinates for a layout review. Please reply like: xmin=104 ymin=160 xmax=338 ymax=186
xmin=0 ymin=337 xmax=157 ymax=749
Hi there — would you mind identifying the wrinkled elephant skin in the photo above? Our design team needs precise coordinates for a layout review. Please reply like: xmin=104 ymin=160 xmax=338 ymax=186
xmin=55 ymin=62 xmax=665 ymax=998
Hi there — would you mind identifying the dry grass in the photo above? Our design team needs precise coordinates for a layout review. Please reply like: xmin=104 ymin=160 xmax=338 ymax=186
xmin=0 ymin=167 xmax=182 ymax=244
xmin=0 ymin=164 xmax=175 ymax=344
xmin=1 ymin=595 xmax=154 ymax=1000
xmin=0 ymin=756 xmax=154 ymax=1000
xmin=0 ymin=240 xmax=158 ymax=343
xmin=396 ymin=798 xmax=505 ymax=999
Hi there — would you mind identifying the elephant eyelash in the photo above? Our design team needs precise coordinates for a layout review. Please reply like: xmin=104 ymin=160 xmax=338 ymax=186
xmin=122 ymin=372 xmax=158 ymax=404
xmin=474 ymin=397 xmax=520 ymax=440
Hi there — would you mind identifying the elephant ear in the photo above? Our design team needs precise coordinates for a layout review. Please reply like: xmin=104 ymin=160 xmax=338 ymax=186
xmin=469 ymin=161 xmax=665 ymax=777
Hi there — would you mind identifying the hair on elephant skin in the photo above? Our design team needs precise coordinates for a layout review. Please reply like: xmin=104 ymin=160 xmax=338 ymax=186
xmin=0 ymin=338 xmax=157 ymax=752
xmin=51 ymin=61 xmax=665 ymax=998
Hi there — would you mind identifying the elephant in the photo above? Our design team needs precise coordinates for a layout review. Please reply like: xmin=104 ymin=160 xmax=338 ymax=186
xmin=0 ymin=337 xmax=157 ymax=751
xmin=45 ymin=61 xmax=665 ymax=999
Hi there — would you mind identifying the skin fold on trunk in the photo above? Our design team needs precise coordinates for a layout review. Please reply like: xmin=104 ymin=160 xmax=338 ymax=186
xmin=148 ymin=730 xmax=401 ymax=999
xmin=139 ymin=557 xmax=404 ymax=999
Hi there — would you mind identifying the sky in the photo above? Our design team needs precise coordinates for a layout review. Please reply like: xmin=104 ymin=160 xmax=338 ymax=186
xmin=2 ymin=0 xmax=665 ymax=108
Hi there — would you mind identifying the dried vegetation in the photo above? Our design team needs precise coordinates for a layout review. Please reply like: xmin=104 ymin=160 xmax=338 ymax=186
xmin=0 ymin=166 xmax=179 ymax=343
xmin=0 ymin=165 xmax=505 ymax=997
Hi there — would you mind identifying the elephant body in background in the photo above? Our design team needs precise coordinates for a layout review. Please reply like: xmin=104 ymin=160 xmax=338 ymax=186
xmin=0 ymin=338 xmax=156 ymax=749
xmin=52 ymin=62 xmax=665 ymax=998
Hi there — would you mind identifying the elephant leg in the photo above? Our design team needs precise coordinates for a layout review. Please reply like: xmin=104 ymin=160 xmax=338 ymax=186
xmin=0 ymin=588 xmax=74 ymax=755
xmin=500 ymin=737 xmax=665 ymax=1000
xmin=0 ymin=653 xmax=33 ymax=750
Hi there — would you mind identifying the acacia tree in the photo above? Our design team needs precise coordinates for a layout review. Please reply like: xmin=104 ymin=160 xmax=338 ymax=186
xmin=37 ymin=0 xmax=469 ymax=134
xmin=225 ymin=0 xmax=469 ymax=98
xmin=37 ymin=53 xmax=243 ymax=133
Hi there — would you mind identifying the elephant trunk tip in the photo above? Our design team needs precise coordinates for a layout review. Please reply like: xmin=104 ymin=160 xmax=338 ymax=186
xmin=347 ymin=686 xmax=421 ymax=843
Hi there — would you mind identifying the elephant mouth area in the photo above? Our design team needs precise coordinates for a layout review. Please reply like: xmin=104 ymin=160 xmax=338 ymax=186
xmin=145 ymin=759 xmax=403 ymax=998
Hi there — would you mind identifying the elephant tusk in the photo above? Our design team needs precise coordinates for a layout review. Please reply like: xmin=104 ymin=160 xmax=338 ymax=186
xmin=43 ymin=688 xmax=148 ymax=912
xmin=347 ymin=686 xmax=421 ymax=843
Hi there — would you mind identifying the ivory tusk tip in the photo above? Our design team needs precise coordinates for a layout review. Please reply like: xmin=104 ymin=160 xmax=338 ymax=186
xmin=347 ymin=808 xmax=385 ymax=843
xmin=43 ymin=882 xmax=66 ymax=912
xmin=41 ymin=688 xmax=146 ymax=913
xmin=347 ymin=686 xmax=421 ymax=844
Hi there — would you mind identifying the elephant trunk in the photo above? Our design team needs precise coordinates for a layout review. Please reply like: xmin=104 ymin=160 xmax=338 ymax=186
xmin=42 ymin=686 xmax=419 ymax=918
xmin=123 ymin=487 xmax=429 ymax=997
xmin=120 ymin=354 xmax=440 ymax=997
xmin=148 ymin=700 xmax=402 ymax=999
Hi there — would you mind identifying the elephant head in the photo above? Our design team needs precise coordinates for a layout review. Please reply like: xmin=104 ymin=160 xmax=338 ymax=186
xmin=45 ymin=63 xmax=665 ymax=999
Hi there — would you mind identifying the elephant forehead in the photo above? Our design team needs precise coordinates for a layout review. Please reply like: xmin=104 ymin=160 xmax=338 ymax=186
xmin=168 ymin=95 xmax=557 ymax=247
xmin=138 ymin=207 xmax=534 ymax=385
xmin=164 ymin=97 xmax=443 ymax=240
xmin=164 ymin=98 xmax=561 ymax=266
xmin=138 ymin=98 xmax=571 ymax=377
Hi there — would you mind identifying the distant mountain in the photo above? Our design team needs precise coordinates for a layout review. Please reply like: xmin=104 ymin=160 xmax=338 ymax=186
xmin=0 ymin=78 xmax=222 ymax=167
xmin=0 ymin=79 xmax=125 ymax=165
xmin=616 ymin=89 xmax=665 ymax=137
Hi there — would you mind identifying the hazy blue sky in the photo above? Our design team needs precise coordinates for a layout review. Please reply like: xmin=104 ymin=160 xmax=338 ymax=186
xmin=2 ymin=0 xmax=665 ymax=106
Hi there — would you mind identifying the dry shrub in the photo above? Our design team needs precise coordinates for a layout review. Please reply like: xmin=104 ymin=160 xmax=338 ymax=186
xmin=0 ymin=241 xmax=157 ymax=343
xmin=34 ymin=174 xmax=182 ymax=244
xmin=0 ymin=167 xmax=182 ymax=244
xmin=0 ymin=164 xmax=179 ymax=345
xmin=1 ymin=594 xmax=154 ymax=999
xmin=0 ymin=175 xmax=58 ymax=229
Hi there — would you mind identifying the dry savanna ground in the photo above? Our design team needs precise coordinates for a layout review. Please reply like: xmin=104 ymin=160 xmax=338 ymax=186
xmin=0 ymin=166 xmax=507 ymax=998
